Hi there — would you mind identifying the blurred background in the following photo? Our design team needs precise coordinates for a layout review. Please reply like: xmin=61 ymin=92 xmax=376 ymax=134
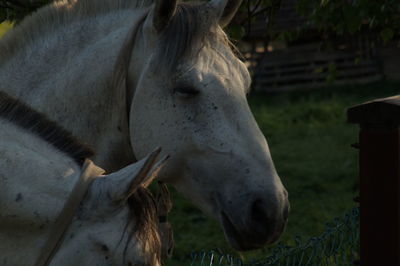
xmin=1 ymin=0 xmax=399 ymax=264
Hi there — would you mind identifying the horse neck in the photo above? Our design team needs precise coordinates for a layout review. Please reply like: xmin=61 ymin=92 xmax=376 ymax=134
xmin=1 ymin=9 xmax=141 ymax=97
xmin=0 ymin=118 xmax=82 ymax=265
xmin=0 ymin=117 xmax=82 ymax=211
xmin=0 ymin=9 xmax=149 ymax=171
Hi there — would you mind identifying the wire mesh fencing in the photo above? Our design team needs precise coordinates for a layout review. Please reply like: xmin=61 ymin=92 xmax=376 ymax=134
xmin=190 ymin=207 xmax=360 ymax=266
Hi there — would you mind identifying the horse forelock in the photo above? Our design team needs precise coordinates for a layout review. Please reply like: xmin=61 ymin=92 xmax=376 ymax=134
xmin=156 ymin=2 xmax=237 ymax=72
xmin=0 ymin=91 xmax=94 ymax=165
xmin=124 ymin=187 xmax=161 ymax=264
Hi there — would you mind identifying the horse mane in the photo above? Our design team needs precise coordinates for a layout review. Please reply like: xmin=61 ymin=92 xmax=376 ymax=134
xmin=125 ymin=187 xmax=161 ymax=264
xmin=0 ymin=0 xmax=235 ymax=71
xmin=157 ymin=2 xmax=235 ymax=71
xmin=0 ymin=91 xmax=94 ymax=165
xmin=0 ymin=0 xmax=152 ymax=63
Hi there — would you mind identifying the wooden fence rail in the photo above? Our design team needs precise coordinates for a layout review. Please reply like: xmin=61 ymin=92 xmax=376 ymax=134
xmin=347 ymin=95 xmax=400 ymax=266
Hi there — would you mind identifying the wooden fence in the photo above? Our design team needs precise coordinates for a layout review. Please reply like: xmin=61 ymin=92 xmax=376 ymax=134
xmin=348 ymin=95 xmax=400 ymax=265
xmin=253 ymin=44 xmax=382 ymax=92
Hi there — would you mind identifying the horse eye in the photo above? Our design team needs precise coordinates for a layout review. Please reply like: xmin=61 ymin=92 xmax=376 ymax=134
xmin=173 ymin=86 xmax=200 ymax=97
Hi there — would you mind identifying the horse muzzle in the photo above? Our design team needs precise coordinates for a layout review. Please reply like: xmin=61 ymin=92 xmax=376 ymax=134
xmin=220 ymin=192 xmax=289 ymax=251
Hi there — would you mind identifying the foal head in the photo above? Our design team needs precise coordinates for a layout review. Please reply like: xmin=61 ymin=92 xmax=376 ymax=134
xmin=51 ymin=151 xmax=165 ymax=266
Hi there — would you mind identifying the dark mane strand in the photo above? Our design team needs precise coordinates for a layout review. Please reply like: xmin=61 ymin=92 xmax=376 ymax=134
xmin=125 ymin=187 xmax=161 ymax=264
xmin=156 ymin=2 xmax=216 ymax=71
xmin=0 ymin=91 xmax=94 ymax=165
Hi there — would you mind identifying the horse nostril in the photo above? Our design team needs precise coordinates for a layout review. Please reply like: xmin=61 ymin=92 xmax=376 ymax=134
xmin=248 ymin=199 xmax=275 ymax=242
xmin=250 ymin=199 xmax=271 ymax=228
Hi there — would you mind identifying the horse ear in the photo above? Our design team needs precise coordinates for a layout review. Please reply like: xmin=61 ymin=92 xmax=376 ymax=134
xmin=153 ymin=0 xmax=178 ymax=32
xmin=209 ymin=0 xmax=243 ymax=28
xmin=94 ymin=148 xmax=168 ymax=203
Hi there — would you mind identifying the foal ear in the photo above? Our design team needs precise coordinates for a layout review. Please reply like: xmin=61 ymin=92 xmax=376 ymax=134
xmin=208 ymin=0 xmax=243 ymax=28
xmin=95 ymin=148 xmax=168 ymax=203
xmin=153 ymin=0 xmax=178 ymax=32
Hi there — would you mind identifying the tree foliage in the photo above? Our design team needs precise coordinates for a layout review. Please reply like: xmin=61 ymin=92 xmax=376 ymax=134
xmin=296 ymin=0 xmax=400 ymax=44
xmin=233 ymin=0 xmax=399 ymax=43
xmin=0 ymin=0 xmax=49 ymax=23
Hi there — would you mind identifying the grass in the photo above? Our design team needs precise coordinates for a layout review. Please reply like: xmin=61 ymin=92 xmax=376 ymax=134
xmin=163 ymin=81 xmax=399 ymax=265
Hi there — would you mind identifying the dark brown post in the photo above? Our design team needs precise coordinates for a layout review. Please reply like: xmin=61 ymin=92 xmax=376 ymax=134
xmin=348 ymin=95 xmax=400 ymax=266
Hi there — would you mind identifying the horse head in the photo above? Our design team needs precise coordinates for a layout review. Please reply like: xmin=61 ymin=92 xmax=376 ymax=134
xmin=51 ymin=150 xmax=166 ymax=266
xmin=126 ymin=0 xmax=289 ymax=251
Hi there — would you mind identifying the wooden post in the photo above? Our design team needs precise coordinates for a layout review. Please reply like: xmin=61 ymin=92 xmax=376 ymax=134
xmin=348 ymin=95 xmax=400 ymax=266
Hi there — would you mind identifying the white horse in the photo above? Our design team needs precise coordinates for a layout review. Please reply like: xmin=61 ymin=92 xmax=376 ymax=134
xmin=0 ymin=0 xmax=289 ymax=250
xmin=0 ymin=91 xmax=165 ymax=265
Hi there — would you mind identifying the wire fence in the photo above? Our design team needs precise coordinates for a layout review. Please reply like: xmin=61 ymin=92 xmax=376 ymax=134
xmin=190 ymin=207 xmax=360 ymax=266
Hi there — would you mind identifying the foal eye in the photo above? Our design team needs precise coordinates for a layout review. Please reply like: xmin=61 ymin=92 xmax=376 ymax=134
xmin=173 ymin=86 xmax=200 ymax=98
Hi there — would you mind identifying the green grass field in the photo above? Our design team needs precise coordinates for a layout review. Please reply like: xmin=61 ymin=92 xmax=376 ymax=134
xmin=164 ymin=82 xmax=399 ymax=265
